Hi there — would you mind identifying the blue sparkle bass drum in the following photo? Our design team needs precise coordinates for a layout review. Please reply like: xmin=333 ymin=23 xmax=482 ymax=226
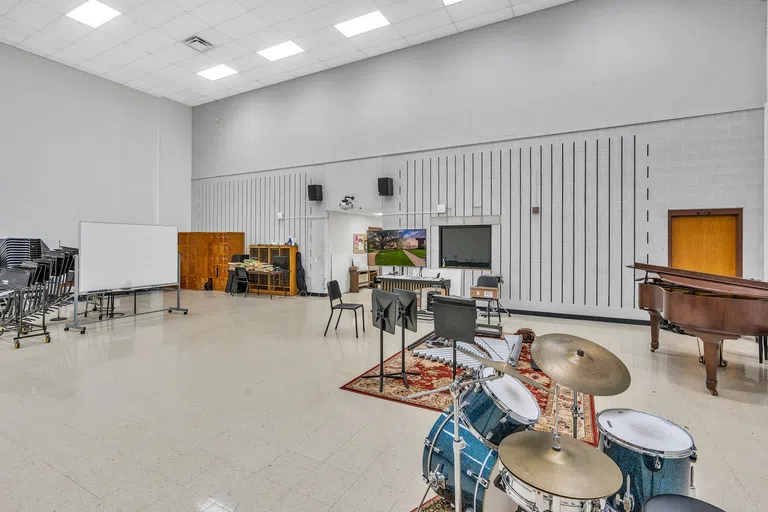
xmin=422 ymin=409 xmax=514 ymax=512
xmin=597 ymin=409 xmax=697 ymax=512
xmin=461 ymin=367 xmax=541 ymax=448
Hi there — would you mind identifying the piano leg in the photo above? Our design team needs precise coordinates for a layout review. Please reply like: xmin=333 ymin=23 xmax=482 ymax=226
xmin=649 ymin=311 xmax=661 ymax=352
xmin=699 ymin=336 xmax=721 ymax=396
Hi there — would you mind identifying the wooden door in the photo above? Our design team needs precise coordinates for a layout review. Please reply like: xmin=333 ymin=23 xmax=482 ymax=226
xmin=669 ymin=208 xmax=742 ymax=277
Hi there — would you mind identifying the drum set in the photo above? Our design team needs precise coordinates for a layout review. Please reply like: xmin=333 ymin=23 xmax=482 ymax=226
xmin=406 ymin=333 xmax=714 ymax=512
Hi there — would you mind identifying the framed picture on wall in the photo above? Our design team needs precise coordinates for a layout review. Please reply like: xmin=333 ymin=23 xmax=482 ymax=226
xmin=353 ymin=234 xmax=367 ymax=254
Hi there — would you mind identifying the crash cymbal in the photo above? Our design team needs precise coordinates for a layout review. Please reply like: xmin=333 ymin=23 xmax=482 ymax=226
xmin=498 ymin=430 xmax=622 ymax=500
xmin=532 ymin=333 xmax=630 ymax=396
xmin=455 ymin=346 xmax=551 ymax=393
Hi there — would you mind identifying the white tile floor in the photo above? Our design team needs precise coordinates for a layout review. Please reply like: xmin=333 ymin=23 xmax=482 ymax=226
xmin=0 ymin=289 xmax=765 ymax=511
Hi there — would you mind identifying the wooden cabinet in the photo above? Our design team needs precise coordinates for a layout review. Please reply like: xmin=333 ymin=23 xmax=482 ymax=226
xmin=247 ymin=245 xmax=299 ymax=296
xmin=179 ymin=232 xmax=245 ymax=291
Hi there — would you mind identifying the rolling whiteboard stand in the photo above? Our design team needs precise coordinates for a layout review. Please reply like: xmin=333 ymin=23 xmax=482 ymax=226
xmin=65 ymin=254 xmax=187 ymax=334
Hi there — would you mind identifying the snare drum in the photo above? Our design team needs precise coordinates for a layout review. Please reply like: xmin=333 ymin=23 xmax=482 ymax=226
xmin=500 ymin=468 xmax=598 ymax=512
xmin=461 ymin=367 xmax=541 ymax=447
xmin=422 ymin=409 xmax=512 ymax=512
xmin=597 ymin=409 xmax=697 ymax=512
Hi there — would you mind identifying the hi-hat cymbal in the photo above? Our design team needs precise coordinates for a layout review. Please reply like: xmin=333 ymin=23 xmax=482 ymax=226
xmin=499 ymin=430 xmax=622 ymax=500
xmin=532 ymin=333 xmax=630 ymax=396
xmin=455 ymin=346 xmax=551 ymax=393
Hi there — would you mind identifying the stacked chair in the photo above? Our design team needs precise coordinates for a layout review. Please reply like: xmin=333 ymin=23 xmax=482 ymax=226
xmin=0 ymin=242 xmax=77 ymax=348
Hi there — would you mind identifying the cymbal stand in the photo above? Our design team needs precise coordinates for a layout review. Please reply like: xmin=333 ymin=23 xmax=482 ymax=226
xmin=404 ymin=372 xmax=500 ymax=512
xmin=571 ymin=388 xmax=583 ymax=439
xmin=552 ymin=382 xmax=562 ymax=451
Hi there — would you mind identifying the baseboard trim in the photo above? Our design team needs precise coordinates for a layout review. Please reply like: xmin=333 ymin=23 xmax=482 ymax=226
xmin=507 ymin=308 xmax=649 ymax=326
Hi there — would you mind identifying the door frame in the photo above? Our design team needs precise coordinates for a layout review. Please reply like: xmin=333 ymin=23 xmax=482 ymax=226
xmin=668 ymin=208 xmax=743 ymax=277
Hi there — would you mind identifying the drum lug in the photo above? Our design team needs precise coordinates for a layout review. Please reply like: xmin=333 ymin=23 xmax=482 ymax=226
xmin=465 ymin=470 xmax=489 ymax=488
xmin=604 ymin=437 xmax=611 ymax=449
xmin=654 ymin=457 xmax=662 ymax=471
xmin=499 ymin=416 xmax=508 ymax=424
xmin=690 ymin=465 xmax=695 ymax=489
xmin=614 ymin=475 xmax=635 ymax=512
xmin=424 ymin=439 xmax=441 ymax=454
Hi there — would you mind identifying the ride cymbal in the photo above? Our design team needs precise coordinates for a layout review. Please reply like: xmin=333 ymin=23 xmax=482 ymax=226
xmin=455 ymin=345 xmax=551 ymax=393
xmin=498 ymin=430 xmax=622 ymax=500
xmin=532 ymin=333 xmax=630 ymax=396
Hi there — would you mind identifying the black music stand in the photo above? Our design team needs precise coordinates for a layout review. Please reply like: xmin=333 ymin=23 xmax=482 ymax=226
xmin=433 ymin=296 xmax=477 ymax=380
xmin=362 ymin=289 xmax=398 ymax=392
xmin=386 ymin=288 xmax=421 ymax=389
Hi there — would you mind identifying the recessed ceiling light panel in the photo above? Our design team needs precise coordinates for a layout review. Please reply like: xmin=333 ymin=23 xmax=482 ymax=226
xmin=257 ymin=41 xmax=304 ymax=62
xmin=198 ymin=64 xmax=238 ymax=81
xmin=335 ymin=10 xmax=390 ymax=38
xmin=443 ymin=0 xmax=464 ymax=5
xmin=67 ymin=0 xmax=121 ymax=29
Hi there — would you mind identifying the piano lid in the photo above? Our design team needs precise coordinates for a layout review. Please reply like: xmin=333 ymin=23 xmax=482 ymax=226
xmin=630 ymin=263 xmax=768 ymax=299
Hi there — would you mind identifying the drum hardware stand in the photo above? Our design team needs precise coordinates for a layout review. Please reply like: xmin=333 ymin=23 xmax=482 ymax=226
xmin=612 ymin=475 xmax=635 ymax=512
xmin=571 ymin=388 xmax=584 ymax=439
xmin=404 ymin=372 xmax=500 ymax=512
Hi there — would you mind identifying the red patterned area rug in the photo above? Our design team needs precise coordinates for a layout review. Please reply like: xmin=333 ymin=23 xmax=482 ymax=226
xmin=340 ymin=340 xmax=598 ymax=445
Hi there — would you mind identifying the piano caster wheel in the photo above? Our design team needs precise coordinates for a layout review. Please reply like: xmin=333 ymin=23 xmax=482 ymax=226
xmin=718 ymin=360 xmax=728 ymax=368
xmin=698 ymin=356 xmax=705 ymax=364
xmin=710 ymin=389 xmax=718 ymax=396
xmin=651 ymin=349 xmax=657 ymax=353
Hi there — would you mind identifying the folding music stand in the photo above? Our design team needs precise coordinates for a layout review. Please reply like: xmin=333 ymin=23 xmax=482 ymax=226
xmin=387 ymin=288 xmax=421 ymax=388
xmin=361 ymin=289 xmax=399 ymax=392
xmin=433 ymin=295 xmax=477 ymax=380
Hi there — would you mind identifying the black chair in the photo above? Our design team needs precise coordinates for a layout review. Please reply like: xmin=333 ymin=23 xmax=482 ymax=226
xmin=476 ymin=274 xmax=511 ymax=322
xmin=324 ymin=280 xmax=365 ymax=338
xmin=232 ymin=267 xmax=250 ymax=297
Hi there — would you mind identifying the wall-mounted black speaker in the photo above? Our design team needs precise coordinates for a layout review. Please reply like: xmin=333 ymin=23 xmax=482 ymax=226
xmin=308 ymin=184 xmax=323 ymax=201
xmin=378 ymin=177 xmax=393 ymax=197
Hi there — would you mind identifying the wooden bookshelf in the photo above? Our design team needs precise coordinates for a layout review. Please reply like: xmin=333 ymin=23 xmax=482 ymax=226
xmin=247 ymin=245 xmax=299 ymax=296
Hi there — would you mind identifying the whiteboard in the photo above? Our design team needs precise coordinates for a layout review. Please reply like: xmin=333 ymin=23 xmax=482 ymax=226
xmin=78 ymin=222 xmax=178 ymax=293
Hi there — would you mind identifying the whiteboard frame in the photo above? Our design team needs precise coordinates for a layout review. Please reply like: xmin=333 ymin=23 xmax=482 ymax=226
xmin=77 ymin=221 xmax=179 ymax=294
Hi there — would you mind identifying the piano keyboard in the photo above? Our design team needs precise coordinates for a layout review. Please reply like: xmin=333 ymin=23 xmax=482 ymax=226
xmin=412 ymin=335 xmax=523 ymax=372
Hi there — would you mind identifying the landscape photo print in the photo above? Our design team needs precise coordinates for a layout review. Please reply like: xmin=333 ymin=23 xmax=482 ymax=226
xmin=367 ymin=229 xmax=427 ymax=267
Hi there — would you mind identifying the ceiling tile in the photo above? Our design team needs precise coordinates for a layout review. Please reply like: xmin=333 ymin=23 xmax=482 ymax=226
xmin=251 ymin=0 xmax=313 ymax=25
xmin=19 ymin=32 xmax=68 ymax=55
xmin=293 ymin=26 xmax=346 ymax=51
xmin=156 ymin=12 xmax=209 ymax=40
xmin=129 ymin=53 xmax=168 ymax=71
xmin=128 ymin=28 xmax=176 ymax=52
xmin=187 ymin=96 xmax=210 ymax=106
xmin=214 ymin=11 xmax=267 ymax=39
xmin=237 ymin=26 xmax=285 ymax=51
xmin=99 ymin=15 xmax=151 ymax=41
xmin=455 ymin=6 xmax=513 ymax=32
xmin=131 ymin=72 xmax=168 ymax=86
xmin=5 ymin=0 xmax=59 ymax=30
xmin=0 ymin=16 xmax=36 ymax=44
xmin=102 ymin=0 xmax=147 ymax=13
xmin=203 ymin=39 xmax=251 ymax=61
xmin=80 ymin=55 xmax=122 ymax=73
xmin=513 ymin=0 xmax=573 ymax=17
xmin=191 ymin=0 xmax=246 ymax=26
xmin=308 ymin=39 xmax=357 ymax=61
xmin=291 ymin=61 xmax=327 ymax=77
xmin=395 ymin=8 xmax=452 ymax=37
xmin=242 ymin=61 xmax=285 ymax=80
xmin=128 ymin=1 xmax=184 ymax=27
xmin=0 ymin=0 xmax=17 ymax=15
xmin=323 ymin=50 xmax=365 ymax=69
xmin=361 ymin=37 xmax=407 ymax=57
xmin=177 ymin=51 xmax=216 ymax=71
xmin=106 ymin=64 xmax=145 ymax=82
xmin=446 ymin=0 xmax=509 ymax=22
xmin=308 ymin=0 xmax=338 ymax=7
xmin=315 ymin=0 xmax=378 ymax=25
xmin=236 ymin=0 xmax=272 ymax=9
xmin=72 ymin=29 xmax=123 ymax=55
xmin=154 ymin=41 xmax=199 ymax=62
xmin=38 ymin=16 xmax=92 ymax=44
xmin=380 ymin=0 xmax=444 ymax=24
xmin=225 ymin=51 xmax=267 ymax=71
xmin=170 ymin=0 xmax=210 ymax=10
xmin=404 ymin=22 xmax=456 ymax=45
xmin=174 ymin=72 xmax=209 ymax=88
xmin=32 ymin=0 xmax=84 ymax=15
xmin=100 ymin=42 xmax=147 ymax=64
xmin=274 ymin=10 xmax=328 ymax=39
xmin=150 ymin=80 xmax=188 ymax=97
xmin=348 ymin=24 xmax=401 ymax=50
xmin=228 ymin=81 xmax=262 ymax=95
xmin=168 ymin=88 xmax=204 ymax=102
xmin=150 ymin=63 xmax=189 ymax=81
xmin=195 ymin=26 xmax=230 ymax=45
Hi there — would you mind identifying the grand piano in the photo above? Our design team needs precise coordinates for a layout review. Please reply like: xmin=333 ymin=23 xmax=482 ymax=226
xmin=632 ymin=263 xmax=768 ymax=396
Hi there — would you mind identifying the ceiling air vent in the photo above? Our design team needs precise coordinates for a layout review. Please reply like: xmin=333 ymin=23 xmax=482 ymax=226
xmin=184 ymin=36 xmax=214 ymax=53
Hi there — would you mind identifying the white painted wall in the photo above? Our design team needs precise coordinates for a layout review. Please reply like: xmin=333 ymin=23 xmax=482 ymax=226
xmin=0 ymin=43 xmax=192 ymax=247
xmin=326 ymin=211 xmax=381 ymax=293
xmin=192 ymin=0 xmax=765 ymax=179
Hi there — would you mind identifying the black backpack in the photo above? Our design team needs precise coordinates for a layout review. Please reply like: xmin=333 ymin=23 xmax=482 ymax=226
xmin=296 ymin=252 xmax=307 ymax=295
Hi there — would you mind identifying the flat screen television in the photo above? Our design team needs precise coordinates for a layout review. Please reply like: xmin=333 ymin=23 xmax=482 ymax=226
xmin=440 ymin=225 xmax=492 ymax=269
xmin=367 ymin=229 xmax=427 ymax=267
